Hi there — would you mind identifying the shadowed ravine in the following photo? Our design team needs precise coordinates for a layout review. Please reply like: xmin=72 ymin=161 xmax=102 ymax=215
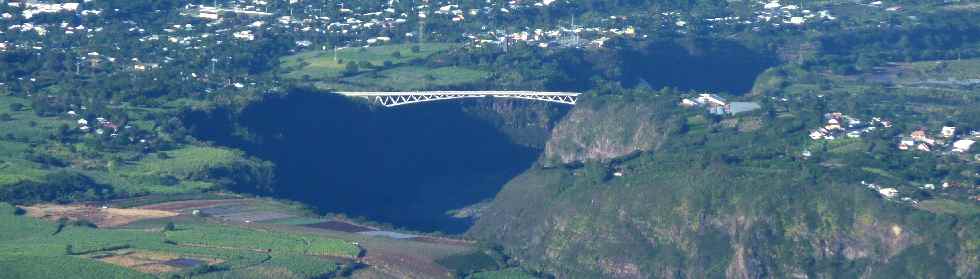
xmin=186 ymin=90 xmax=544 ymax=233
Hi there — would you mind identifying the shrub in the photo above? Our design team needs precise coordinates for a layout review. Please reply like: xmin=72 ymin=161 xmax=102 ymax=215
xmin=0 ymin=171 xmax=115 ymax=204
xmin=411 ymin=45 xmax=421 ymax=53
xmin=358 ymin=61 xmax=373 ymax=69
xmin=13 ymin=206 xmax=26 ymax=215
xmin=71 ymin=219 xmax=98 ymax=228
xmin=344 ymin=61 xmax=359 ymax=75
xmin=163 ymin=222 xmax=176 ymax=232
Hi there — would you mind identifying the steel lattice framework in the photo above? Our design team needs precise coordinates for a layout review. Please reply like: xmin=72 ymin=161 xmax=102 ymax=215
xmin=335 ymin=91 xmax=580 ymax=107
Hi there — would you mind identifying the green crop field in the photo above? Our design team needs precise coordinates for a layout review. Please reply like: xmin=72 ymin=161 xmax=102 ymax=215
xmin=0 ymin=256 xmax=154 ymax=279
xmin=0 ymin=203 xmax=358 ymax=278
xmin=164 ymin=223 xmax=360 ymax=257
xmin=280 ymin=43 xmax=456 ymax=80
xmin=469 ymin=268 xmax=538 ymax=279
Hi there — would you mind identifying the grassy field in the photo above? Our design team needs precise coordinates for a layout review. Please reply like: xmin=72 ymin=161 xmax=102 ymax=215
xmin=0 ymin=96 xmax=67 ymax=185
xmin=164 ymin=223 xmax=360 ymax=257
xmin=903 ymin=58 xmax=980 ymax=81
xmin=279 ymin=43 xmax=494 ymax=92
xmin=280 ymin=43 xmax=455 ymax=80
xmin=88 ymin=145 xmax=252 ymax=195
xmin=0 ymin=96 xmax=73 ymax=140
xmin=917 ymin=199 xmax=980 ymax=216
xmin=316 ymin=65 xmax=489 ymax=91
xmin=0 ymin=202 xmax=358 ymax=278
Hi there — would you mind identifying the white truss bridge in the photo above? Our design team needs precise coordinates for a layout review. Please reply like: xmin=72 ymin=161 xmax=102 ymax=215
xmin=334 ymin=91 xmax=581 ymax=107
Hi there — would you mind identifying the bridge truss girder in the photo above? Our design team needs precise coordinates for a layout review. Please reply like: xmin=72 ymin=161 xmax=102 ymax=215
xmin=350 ymin=92 xmax=579 ymax=107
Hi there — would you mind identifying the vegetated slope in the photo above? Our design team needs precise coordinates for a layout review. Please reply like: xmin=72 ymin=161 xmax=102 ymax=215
xmin=469 ymin=97 xmax=980 ymax=278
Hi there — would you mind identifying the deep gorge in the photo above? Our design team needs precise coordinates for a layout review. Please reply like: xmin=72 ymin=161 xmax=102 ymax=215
xmin=185 ymin=89 xmax=567 ymax=233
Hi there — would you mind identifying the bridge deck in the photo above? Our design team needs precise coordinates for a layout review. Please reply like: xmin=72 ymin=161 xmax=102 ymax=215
xmin=336 ymin=91 xmax=580 ymax=96
xmin=333 ymin=91 xmax=581 ymax=107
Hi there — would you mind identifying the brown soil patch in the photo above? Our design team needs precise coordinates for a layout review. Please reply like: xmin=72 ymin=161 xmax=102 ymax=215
xmin=25 ymin=204 xmax=178 ymax=227
xmin=409 ymin=236 xmax=474 ymax=246
xmin=93 ymin=250 xmax=223 ymax=274
xmin=305 ymin=221 xmax=376 ymax=233
xmin=362 ymin=250 xmax=454 ymax=279
xmin=138 ymin=199 xmax=248 ymax=212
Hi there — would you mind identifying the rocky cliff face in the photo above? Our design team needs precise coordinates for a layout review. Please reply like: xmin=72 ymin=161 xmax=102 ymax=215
xmin=469 ymin=98 xmax=979 ymax=279
xmin=542 ymin=99 xmax=668 ymax=164
xmin=461 ymin=99 xmax=570 ymax=148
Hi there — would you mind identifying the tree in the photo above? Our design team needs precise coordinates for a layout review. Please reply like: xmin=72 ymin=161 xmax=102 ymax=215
xmin=392 ymin=51 xmax=402 ymax=58
xmin=163 ymin=221 xmax=176 ymax=232
xmin=344 ymin=61 xmax=359 ymax=75
xmin=411 ymin=45 xmax=421 ymax=53
xmin=8 ymin=102 xmax=23 ymax=111
xmin=0 ymin=113 xmax=11 ymax=122
xmin=358 ymin=61 xmax=373 ymax=69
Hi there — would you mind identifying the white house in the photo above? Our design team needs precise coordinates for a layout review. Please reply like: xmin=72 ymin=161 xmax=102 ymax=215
xmin=941 ymin=126 xmax=956 ymax=138
xmin=809 ymin=130 xmax=825 ymax=140
xmin=953 ymin=139 xmax=975 ymax=153
xmin=696 ymin=93 xmax=727 ymax=106
xmin=878 ymin=188 xmax=898 ymax=198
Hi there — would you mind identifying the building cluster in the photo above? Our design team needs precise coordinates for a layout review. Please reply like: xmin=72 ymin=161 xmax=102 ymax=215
xmin=808 ymin=112 xmax=892 ymax=141
xmin=898 ymin=126 xmax=977 ymax=154
xmin=862 ymin=181 xmax=918 ymax=204
xmin=680 ymin=93 xmax=762 ymax=116
xmin=7 ymin=1 xmax=80 ymax=19
xmin=69 ymin=110 xmax=122 ymax=137
xmin=753 ymin=0 xmax=836 ymax=26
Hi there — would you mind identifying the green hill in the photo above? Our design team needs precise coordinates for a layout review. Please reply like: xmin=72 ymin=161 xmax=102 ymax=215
xmin=469 ymin=96 xmax=980 ymax=278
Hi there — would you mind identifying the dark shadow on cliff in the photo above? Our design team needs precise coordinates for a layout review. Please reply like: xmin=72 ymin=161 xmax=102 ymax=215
xmin=186 ymin=89 xmax=540 ymax=233
xmin=619 ymin=38 xmax=776 ymax=94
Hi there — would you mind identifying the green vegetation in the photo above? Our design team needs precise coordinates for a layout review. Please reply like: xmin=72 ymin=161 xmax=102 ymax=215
xmin=918 ymin=199 xmax=980 ymax=216
xmin=92 ymin=146 xmax=268 ymax=194
xmin=164 ymin=224 xmax=360 ymax=257
xmin=0 ymin=203 xmax=358 ymax=278
xmin=472 ymin=93 xmax=980 ymax=278
xmin=2 ymin=0 xmax=980 ymax=277
xmin=903 ymin=58 xmax=980 ymax=81
xmin=0 ymin=256 xmax=154 ymax=279
xmin=279 ymin=43 xmax=495 ymax=92
xmin=0 ymin=96 xmax=276 ymax=200
xmin=280 ymin=43 xmax=455 ymax=80
xmin=436 ymin=250 xmax=501 ymax=277
xmin=318 ymin=66 xmax=489 ymax=91
xmin=469 ymin=268 xmax=538 ymax=279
